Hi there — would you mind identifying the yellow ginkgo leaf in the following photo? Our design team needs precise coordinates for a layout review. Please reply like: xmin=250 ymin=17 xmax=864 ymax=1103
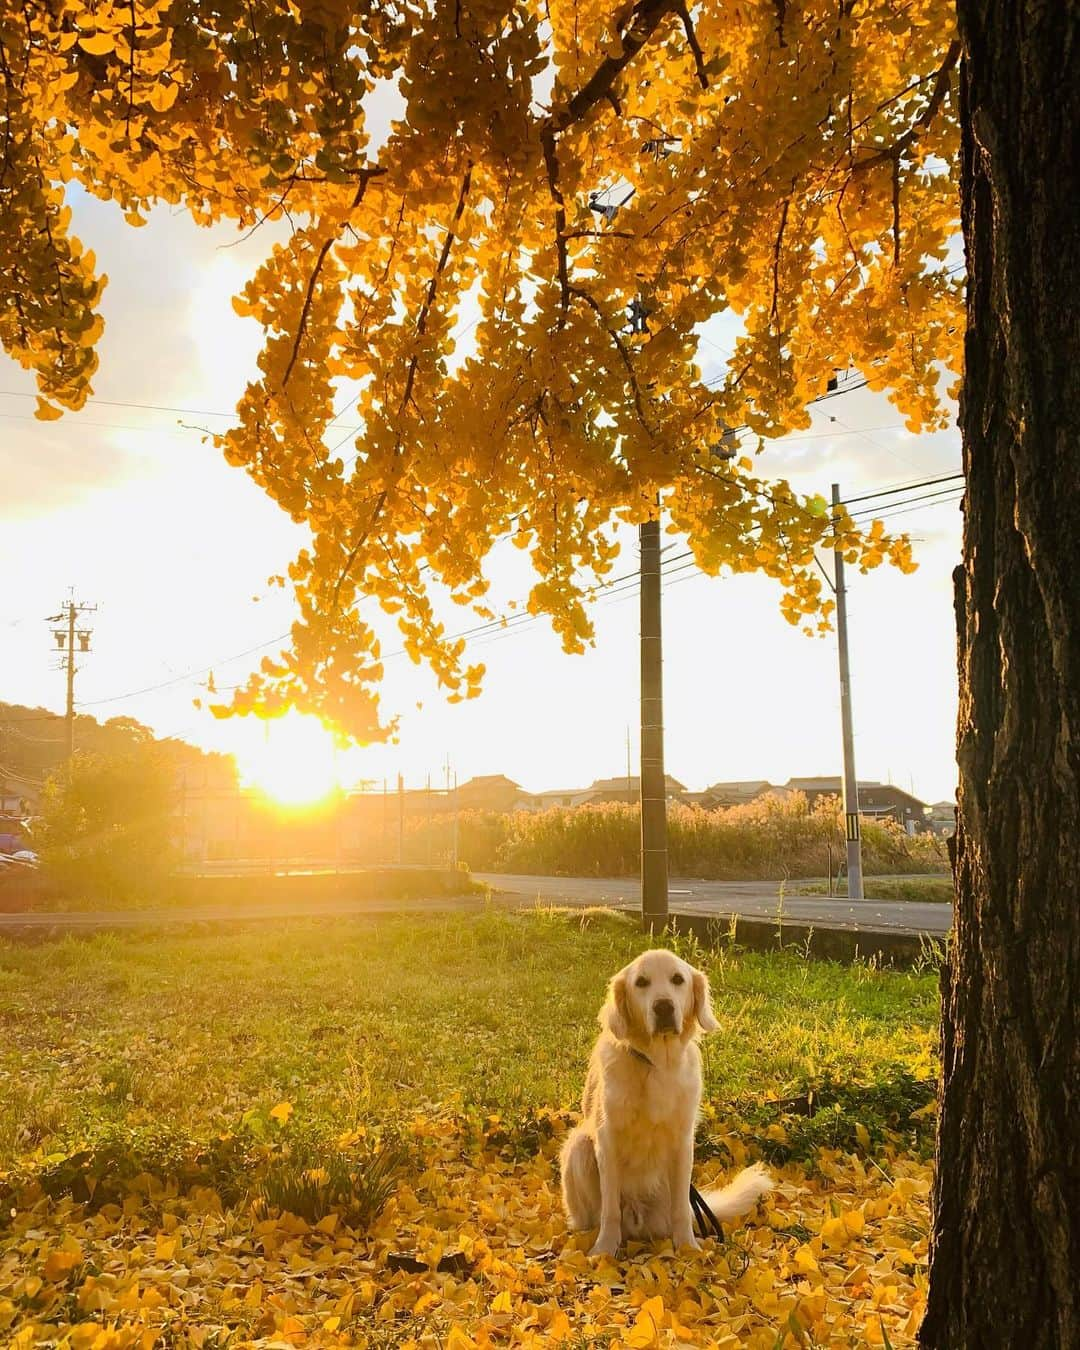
xmin=148 ymin=81 xmax=179 ymax=112
xmin=269 ymin=1100 xmax=293 ymax=1124
xmin=627 ymin=1294 xmax=667 ymax=1348
xmin=42 ymin=1244 xmax=82 ymax=1281
xmin=78 ymin=31 xmax=116 ymax=56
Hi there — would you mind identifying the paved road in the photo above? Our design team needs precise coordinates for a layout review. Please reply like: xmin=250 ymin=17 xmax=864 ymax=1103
xmin=476 ymin=873 xmax=952 ymax=936
xmin=0 ymin=874 xmax=951 ymax=938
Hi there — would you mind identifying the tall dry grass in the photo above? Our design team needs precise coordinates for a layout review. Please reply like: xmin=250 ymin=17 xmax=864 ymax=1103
xmin=393 ymin=792 xmax=947 ymax=879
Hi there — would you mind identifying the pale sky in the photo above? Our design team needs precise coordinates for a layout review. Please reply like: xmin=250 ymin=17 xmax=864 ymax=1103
xmin=1 ymin=191 xmax=963 ymax=805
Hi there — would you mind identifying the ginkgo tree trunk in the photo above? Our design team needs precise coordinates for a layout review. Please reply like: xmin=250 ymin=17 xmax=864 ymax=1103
xmin=920 ymin=2 xmax=1079 ymax=1344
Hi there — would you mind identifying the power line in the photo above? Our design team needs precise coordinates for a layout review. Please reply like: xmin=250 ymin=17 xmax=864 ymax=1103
xmin=1 ymin=327 xmax=898 ymax=449
xmin=442 ymin=484 xmax=965 ymax=656
xmin=75 ymin=630 xmax=292 ymax=707
xmin=2 ymin=723 xmax=64 ymax=744
xmin=65 ymin=461 xmax=960 ymax=712
xmin=0 ymin=763 xmax=44 ymax=787
xmin=849 ymin=490 xmax=964 ymax=526
xmin=847 ymin=484 xmax=966 ymax=522
xmin=0 ymin=390 xmax=366 ymax=438
xmin=70 ymin=474 xmax=956 ymax=709
xmin=841 ymin=471 xmax=963 ymax=506
xmin=0 ymin=389 xmax=238 ymax=420
xmin=822 ymin=409 xmax=921 ymax=472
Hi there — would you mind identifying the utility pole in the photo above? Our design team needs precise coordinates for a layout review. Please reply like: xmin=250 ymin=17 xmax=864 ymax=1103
xmin=397 ymin=772 xmax=404 ymax=865
xmin=831 ymin=484 xmax=864 ymax=899
xmin=452 ymin=769 xmax=459 ymax=871
xmin=590 ymin=169 xmax=670 ymax=932
xmin=47 ymin=594 xmax=96 ymax=763
xmin=639 ymin=515 xmax=668 ymax=932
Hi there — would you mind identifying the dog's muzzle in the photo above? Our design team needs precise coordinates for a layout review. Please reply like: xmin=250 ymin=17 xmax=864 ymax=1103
xmin=652 ymin=998 xmax=677 ymax=1033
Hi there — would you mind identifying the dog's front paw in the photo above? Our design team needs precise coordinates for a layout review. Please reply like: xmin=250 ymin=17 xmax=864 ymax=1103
xmin=589 ymin=1229 xmax=621 ymax=1258
xmin=672 ymin=1229 xmax=701 ymax=1253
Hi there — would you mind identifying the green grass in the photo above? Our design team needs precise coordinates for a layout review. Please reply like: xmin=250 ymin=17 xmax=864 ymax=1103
xmin=0 ymin=908 xmax=939 ymax=1184
xmin=0 ymin=908 xmax=941 ymax=1349
xmin=794 ymin=875 xmax=954 ymax=903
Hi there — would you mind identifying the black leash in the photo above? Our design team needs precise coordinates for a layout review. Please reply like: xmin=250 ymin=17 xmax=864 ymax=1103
xmin=689 ymin=1183 xmax=725 ymax=1240
xmin=624 ymin=1045 xmax=725 ymax=1241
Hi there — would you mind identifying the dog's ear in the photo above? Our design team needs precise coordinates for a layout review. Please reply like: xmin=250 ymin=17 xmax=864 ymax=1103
xmin=692 ymin=967 xmax=719 ymax=1032
xmin=600 ymin=967 xmax=632 ymax=1040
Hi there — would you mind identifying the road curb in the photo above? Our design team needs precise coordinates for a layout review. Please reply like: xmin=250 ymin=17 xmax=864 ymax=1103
xmin=658 ymin=907 xmax=945 ymax=966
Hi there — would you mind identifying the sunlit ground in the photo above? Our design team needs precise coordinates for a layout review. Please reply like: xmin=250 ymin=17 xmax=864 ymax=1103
xmin=0 ymin=911 xmax=940 ymax=1347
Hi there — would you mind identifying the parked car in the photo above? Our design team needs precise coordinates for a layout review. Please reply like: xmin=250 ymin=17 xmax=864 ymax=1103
xmin=0 ymin=850 xmax=38 ymax=869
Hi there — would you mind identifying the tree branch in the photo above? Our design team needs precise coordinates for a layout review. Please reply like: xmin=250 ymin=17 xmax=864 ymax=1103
xmin=851 ymin=39 xmax=961 ymax=173
xmin=280 ymin=166 xmax=385 ymax=390
xmin=539 ymin=126 xmax=571 ymax=321
xmin=673 ymin=2 xmax=709 ymax=89
xmin=330 ymin=166 xmax=472 ymax=616
xmin=771 ymin=197 xmax=790 ymax=334
xmin=398 ymin=164 xmax=472 ymax=416
xmin=569 ymin=285 xmax=652 ymax=433
xmin=537 ymin=1 xmax=682 ymax=323
xmin=548 ymin=0 xmax=680 ymax=136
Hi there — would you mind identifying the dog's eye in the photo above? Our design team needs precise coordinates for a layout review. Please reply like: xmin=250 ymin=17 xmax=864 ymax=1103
xmin=634 ymin=975 xmax=650 ymax=988
xmin=671 ymin=973 xmax=685 ymax=985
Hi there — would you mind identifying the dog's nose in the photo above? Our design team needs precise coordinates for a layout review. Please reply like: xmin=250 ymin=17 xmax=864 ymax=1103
xmin=653 ymin=998 xmax=675 ymax=1025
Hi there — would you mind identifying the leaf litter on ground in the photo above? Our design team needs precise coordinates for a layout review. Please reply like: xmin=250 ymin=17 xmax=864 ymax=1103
xmin=0 ymin=910 xmax=938 ymax=1347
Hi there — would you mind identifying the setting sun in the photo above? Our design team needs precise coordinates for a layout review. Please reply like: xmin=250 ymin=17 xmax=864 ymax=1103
xmin=237 ymin=711 xmax=343 ymax=806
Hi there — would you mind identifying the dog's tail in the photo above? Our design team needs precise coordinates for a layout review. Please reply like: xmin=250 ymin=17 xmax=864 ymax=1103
xmin=698 ymin=1163 xmax=773 ymax=1223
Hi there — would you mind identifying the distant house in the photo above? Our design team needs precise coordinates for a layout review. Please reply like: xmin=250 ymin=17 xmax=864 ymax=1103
xmin=1 ymin=780 xmax=25 ymax=816
xmin=784 ymin=776 xmax=931 ymax=833
xmin=926 ymin=800 xmax=957 ymax=836
xmin=529 ymin=787 xmax=592 ymax=810
xmin=454 ymin=775 xmax=534 ymax=813
xmin=581 ymin=774 xmax=687 ymax=805
xmin=694 ymin=779 xmax=778 ymax=809
xmin=0 ymin=777 xmax=31 ymax=852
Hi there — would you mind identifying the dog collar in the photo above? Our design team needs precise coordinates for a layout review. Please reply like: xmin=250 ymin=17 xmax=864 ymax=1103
xmin=627 ymin=1045 xmax=655 ymax=1069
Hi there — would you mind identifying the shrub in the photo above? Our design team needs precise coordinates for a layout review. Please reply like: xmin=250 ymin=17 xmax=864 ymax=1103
xmin=17 ymin=1117 xmax=407 ymax=1232
xmin=30 ymin=745 xmax=178 ymax=905
xmin=398 ymin=792 xmax=947 ymax=879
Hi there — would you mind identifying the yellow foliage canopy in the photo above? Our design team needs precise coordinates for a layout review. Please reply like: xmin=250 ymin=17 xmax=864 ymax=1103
xmin=0 ymin=0 xmax=962 ymax=738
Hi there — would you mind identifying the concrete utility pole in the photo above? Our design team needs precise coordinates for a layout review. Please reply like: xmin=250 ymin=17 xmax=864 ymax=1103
xmin=831 ymin=484 xmax=864 ymax=899
xmin=589 ymin=172 xmax=670 ymax=932
xmin=47 ymin=595 xmax=96 ymax=763
xmin=397 ymin=772 xmax=404 ymax=865
xmin=639 ymin=515 xmax=669 ymax=932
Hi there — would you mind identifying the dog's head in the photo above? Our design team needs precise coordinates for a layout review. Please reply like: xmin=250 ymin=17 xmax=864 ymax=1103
xmin=600 ymin=948 xmax=719 ymax=1043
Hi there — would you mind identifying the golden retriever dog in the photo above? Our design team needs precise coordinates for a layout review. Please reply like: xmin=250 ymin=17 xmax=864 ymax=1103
xmin=561 ymin=948 xmax=772 ymax=1257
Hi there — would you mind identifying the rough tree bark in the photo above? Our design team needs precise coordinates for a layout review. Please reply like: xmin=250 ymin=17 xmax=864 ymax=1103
xmin=921 ymin=2 xmax=1079 ymax=1345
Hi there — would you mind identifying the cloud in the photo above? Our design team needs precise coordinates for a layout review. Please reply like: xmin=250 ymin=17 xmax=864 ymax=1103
xmin=0 ymin=413 xmax=159 ymax=517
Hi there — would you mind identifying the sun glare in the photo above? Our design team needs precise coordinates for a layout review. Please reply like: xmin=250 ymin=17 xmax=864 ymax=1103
xmin=238 ymin=711 xmax=342 ymax=806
